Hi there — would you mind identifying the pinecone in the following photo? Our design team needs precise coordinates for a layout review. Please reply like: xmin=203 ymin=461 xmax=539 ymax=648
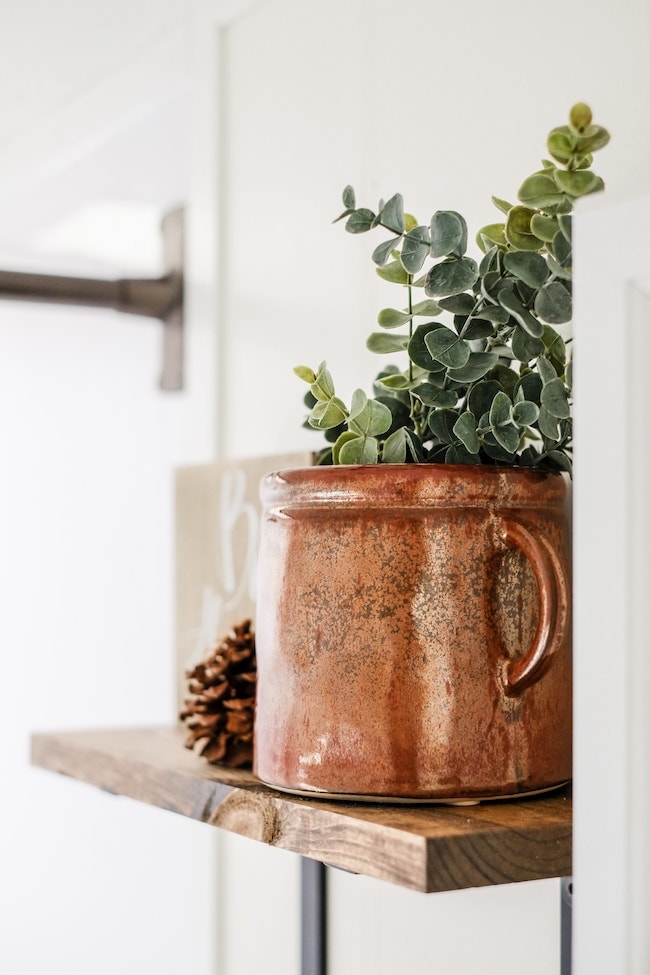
xmin=180 ymin=619 xmax=256 ymax=768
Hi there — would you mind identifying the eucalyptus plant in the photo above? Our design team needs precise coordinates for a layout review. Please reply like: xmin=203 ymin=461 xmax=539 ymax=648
xmin=295 ymin=104 xmax=610 ymax=474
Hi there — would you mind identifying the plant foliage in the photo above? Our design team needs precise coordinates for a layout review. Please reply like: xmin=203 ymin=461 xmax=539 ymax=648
xmin=296 ymin=104 xmax=610 ymax=475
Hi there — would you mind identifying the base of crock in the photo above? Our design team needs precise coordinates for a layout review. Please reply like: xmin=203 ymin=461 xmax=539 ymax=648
xmin=259 ymin=779 xmax=571 ymax=805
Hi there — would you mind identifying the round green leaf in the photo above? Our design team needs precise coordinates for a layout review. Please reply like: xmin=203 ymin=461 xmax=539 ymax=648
xmin=294 ymin=364 xmax=316 ymax=384
xmin=540 ymin=378 xmax=570 ymax=419
xmin=339 ymin=435 xmax=379 ymax=464
xmin=497 ymin=289 xmax=544 ymax=338
xmin=446 ymin=352 xmax=498 ymax=383
xmin=534 ymin=281 xmax=572 ymax=324
xmin=377 ymin=307 xmax=412 ymax=329
xmin=372 ymin=237 xmax=401 ymax=267
xmin=512 ymin=400 xmax=540 ymax=426
xmin=401 ymin=226 xmax=430 ymax=274
xmin=366 ymin=332 xmax=409 ymax=354
xmin=424 ymin=327 xmax=471 ymax=369
xmin=376 ymin=260 xmax=409 ymax=285
xmin=424 ymin=256 xmax=479 ymax=297
xmin=503 ymin=252 xmax=550 ymax=289
xmin=477 ymin=223 xmax=508 ymax=252
xmin=429 ymin=409 xmax=459 ymax=444
xmin=430 ymin=211 xmax=467 ymax=258
xmin=512 ymin=325 xmax=545 ymax=362
xmin=380 ymin=194 xmax=405 ymax=234
xmin=342 ymin=185 xmax=356 ymax=209
xmin=518 ymin=172 xmax=565 ymax=209
xmin=453 ymin=411 xmax=480 ymax=454
xmin=345 ymin=208 xmax=375 ymax=233
xmin=530 ymin=213 xmax=559 ymax=243
xmin=408 ymin=321 xmax=446 ymax=370
xmin=489 ymin=390 xmax=512 ymax=428
xmin=411 ymin=383 xmax=458 ymax=408
xmin=505 ymin=206 xmax=544 ymax=252
xmin=553 ymin=169 xmax=604 ymax=198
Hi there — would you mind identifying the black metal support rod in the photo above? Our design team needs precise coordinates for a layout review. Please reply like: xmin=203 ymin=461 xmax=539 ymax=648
xmin=301 ymin=858 xmax=327 ymax=975
xmin=0 ymin=268 xmax=182 ymax=321
xmin=561 ymin=876 xmax=573 ymax=975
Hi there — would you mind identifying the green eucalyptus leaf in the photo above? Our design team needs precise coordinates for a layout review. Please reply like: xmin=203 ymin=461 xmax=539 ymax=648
xmin=461 ymin=318 xmax=494 ymax=340
xmin=550 ymin=230 xmax=572 ymax=267
xmin=411 ymin=299 xmax=442 ymax=316
xmin=492 ymin=196 xmax=514 ymax=215
xmin=411 ymin=383 xmax=458 ymax=408
xmin=505 ymin=206 xmax=544 ymax=252
xmin=453 ymin=411 xmax=480 ymax=453
xmin=487 ymin=364 xmax=519 ymax=397
xmin=512 ymin=400 xmax=540 ymax=426
xmin=537 ymin=355 xmax=558 ymax=385
xmin=512 ymin=325 xmax=545 ymax=362
xmin=477 ymin=223 xmax=507 ymax=251
xmin=516 ymin=372 xmax=543 ymax=405
xmin=446 ymin=352 xmax=498 ymax=382
xmin=332 ymin=430 xmax=359 ymax=464
xmin=518 ymin=172 xmax=566 ymax=209
xmin=429 ymin=409 xmax=459 ymax=444
xmin=546 ymin=253 xmax=573 ymax=281
xmin=376 ymin=260 xmax=409 ymax=284
xmin=489 ymin=390 xmax=512 ymax=428
xmin=540 ymin=378 xmax=571 ymax=419
xmin=309 ymin=396 xmax=348 ymax=429
xmin=445 ymin=443 xmax=481 ymax=464
xmin=497 ymin=289 xmax=544 ymax=338
xmin=400 ymin=226 xmax=430 ymax=274
xmin=366 ymin=332 xmax=409 ymax=354
xmin=408 ymin=321 xmax=447 ymax=370
xmin=534 ymin=281 xmax=572 ymax=324
xmin=346 ymin=208 xmax=376 ymax=233
xmin=503 ymin=251 xmax=550 ymax=289
xmin=438 ymin=293 xmax=475 ymax=315
xmin=557 ymin=214 xmax=572 ymax=242
xmin=381 ymin=427 xmax=408 ymax=464
xmin=311 ymin=362 xmax=336 ymax=401
xmin=349 ymin=396 xmax=393 ymax=437
xmin=547 ymin=127 xmax=576 ymax=165
xmin=430 ymin=211 xmax=467 ymax=258
xmin=492 ymin=422 xmax=521 ymax=453
xmin=538 ymin=405 xmax=560 ymax=440
xmin=377 ymin=307 xmax=412 ymax=329
xmin=530 ymin=213 xmax=559 ymax=243
xmin=424 ymin=327 xmax=471 ymax=369
xmin=294 ymin=365 xmax=316 ymax=384
xmin=372 ymin=237 xmax=401 ymax=267
xmin=339 ymin=435 xmax=379 ymax=464
xmin=475 ymin=305 xmax=510 ymax=325
xmin=553 ymin=169 xmax=604 ymax=198
xmin=566 ymin=358 xmax=573 ymax=391
xmin=542 ymin=325 xmax=566 ymax=371
xmin=377 ymin=373 xmax=414 ymax=390
xmin=468 ymin=381 xmax=502 ymax=419
xmin=348 ymin=388 xmax=368 ymax=421
xmin=342 ymin=185 xmax=356 ymax=209
xmin=380 ymin=194 xmax=405 ymax=234
xmin=424 ymin=256 xmax=479 ymax=297
xmin=544 ymin=449 xmax=573 ymax=474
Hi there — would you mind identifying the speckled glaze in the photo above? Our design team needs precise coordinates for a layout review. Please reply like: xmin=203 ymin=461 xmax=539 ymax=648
xmin=254 ymin=464 xmax=571 ymax=801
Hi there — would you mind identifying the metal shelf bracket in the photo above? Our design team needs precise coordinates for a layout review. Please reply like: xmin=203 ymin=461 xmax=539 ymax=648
xmin=0 ymin=207 xmax=184 ymax=391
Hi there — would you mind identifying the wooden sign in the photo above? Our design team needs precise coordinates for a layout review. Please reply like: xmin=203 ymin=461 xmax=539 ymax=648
xmin=175 ymin=451 xmax=312 ymax=710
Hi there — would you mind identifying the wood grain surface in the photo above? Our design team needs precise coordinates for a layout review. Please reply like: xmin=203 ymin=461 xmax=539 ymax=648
xmin=31 ymin=726 xmax=571 ymax=893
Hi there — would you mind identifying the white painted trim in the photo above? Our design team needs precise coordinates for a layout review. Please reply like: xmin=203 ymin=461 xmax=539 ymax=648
xmin=573 ymin=190 xmax=650 ymax=975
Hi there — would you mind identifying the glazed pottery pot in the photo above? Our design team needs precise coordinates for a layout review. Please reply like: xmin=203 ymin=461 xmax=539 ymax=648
xmin=254 ymin=464 xmax=571 ymax=802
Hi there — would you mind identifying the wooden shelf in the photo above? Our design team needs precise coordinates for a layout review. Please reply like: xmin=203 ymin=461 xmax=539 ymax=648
xmin=31 ymin=725 xmax=571 ymax=894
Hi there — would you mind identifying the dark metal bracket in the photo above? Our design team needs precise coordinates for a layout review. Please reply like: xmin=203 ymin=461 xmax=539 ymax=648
xmin=301 ymin=858 xmax=327 ymax=975
xmin=561 ymin=876 xmax=573 ymax=974
xmin=0 ymin=207 xmax=184 ymax=391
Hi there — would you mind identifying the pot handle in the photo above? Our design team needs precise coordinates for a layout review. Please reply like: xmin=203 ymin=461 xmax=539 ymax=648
xmin=498 ymin=517 xmax=570 ymax=696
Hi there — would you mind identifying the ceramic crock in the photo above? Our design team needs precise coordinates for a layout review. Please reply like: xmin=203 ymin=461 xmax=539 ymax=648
xmin=254 ymin=464 xmax=571 ymax=802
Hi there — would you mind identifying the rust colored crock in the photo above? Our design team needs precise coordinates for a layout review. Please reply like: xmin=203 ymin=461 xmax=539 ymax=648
xmin=254 ymin=464 xmax=571 ymax=801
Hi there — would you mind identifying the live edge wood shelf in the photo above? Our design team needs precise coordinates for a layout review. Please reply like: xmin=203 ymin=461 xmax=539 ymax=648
xmin=31 ymin=725 xmax=571 ymax=894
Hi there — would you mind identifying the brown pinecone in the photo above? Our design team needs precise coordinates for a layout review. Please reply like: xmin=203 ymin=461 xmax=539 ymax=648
xmin=180 ymin=619 xmax=256 ymax=768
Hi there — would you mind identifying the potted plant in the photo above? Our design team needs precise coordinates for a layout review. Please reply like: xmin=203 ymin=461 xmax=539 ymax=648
xmin=253 ymin=105 xmax=610 ymax=802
